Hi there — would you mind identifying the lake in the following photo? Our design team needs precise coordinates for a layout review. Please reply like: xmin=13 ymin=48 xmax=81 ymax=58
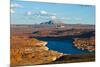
xmin=36 ymin=37 xmax=92 ymax=54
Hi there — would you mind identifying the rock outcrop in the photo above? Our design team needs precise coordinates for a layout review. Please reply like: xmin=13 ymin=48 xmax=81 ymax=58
xmin=10 ymin=36 xmax=63 ymax=66
xmin=73 ymin=37 xmax=95 ymax=52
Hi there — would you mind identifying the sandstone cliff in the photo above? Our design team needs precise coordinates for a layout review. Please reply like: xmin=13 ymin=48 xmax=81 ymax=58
xmin=10 ymin=36 xmax=63 ymax=66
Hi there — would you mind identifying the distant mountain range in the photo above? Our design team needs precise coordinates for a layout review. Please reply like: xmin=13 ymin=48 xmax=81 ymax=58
xmin=40 ymin=19 xmax=65 ymax=25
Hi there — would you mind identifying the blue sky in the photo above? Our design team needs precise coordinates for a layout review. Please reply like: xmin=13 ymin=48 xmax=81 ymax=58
xmin=11 ymin=0 xmax=95 ymax=24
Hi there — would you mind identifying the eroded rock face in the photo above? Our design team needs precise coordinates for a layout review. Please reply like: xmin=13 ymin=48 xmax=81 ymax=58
xmin=10 ymin=36 xmax=63 ymax=66
xmin=11 ymin=36 xmax=47 ymax=48
xmin=73 ymin=37 xmax=95 ymax=52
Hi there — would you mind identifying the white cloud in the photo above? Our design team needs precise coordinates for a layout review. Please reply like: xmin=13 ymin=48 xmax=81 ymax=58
xmin=27 ymin=11 xmax=32 ymax=15
xmin=26 ymin=10 xmax=48 ymax=16
xmin=11 ymin=3 xmax=23 ymax=8
xmin=50 ymin=16 xmax=57 ymax=19
xmin=40 ymin=10 xmax=48 ymax=14
xmin=10 ymin=3 xmax=23 ymax=14
xmin=60 ymin=17 xmax=71 ymax=20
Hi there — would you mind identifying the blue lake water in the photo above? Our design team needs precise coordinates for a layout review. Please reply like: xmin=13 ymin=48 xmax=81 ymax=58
xmin=36 ymin=37 xmax=92 ymax=54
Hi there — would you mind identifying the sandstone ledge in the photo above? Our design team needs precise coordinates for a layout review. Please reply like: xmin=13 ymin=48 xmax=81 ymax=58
xmin=10 ymin=36 xmax=63 ymax=66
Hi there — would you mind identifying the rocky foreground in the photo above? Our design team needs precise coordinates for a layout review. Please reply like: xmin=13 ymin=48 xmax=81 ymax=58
xmin=10 ymin=36 xmax=63 ymax=66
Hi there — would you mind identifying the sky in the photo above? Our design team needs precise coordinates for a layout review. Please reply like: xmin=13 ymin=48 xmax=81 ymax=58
xmin=10 ymin=0 xmax=95 ymax=24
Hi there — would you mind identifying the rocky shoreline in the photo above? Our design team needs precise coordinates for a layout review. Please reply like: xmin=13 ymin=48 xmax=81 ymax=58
xmin=73 ymin=37 xmax=95 ymax=52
